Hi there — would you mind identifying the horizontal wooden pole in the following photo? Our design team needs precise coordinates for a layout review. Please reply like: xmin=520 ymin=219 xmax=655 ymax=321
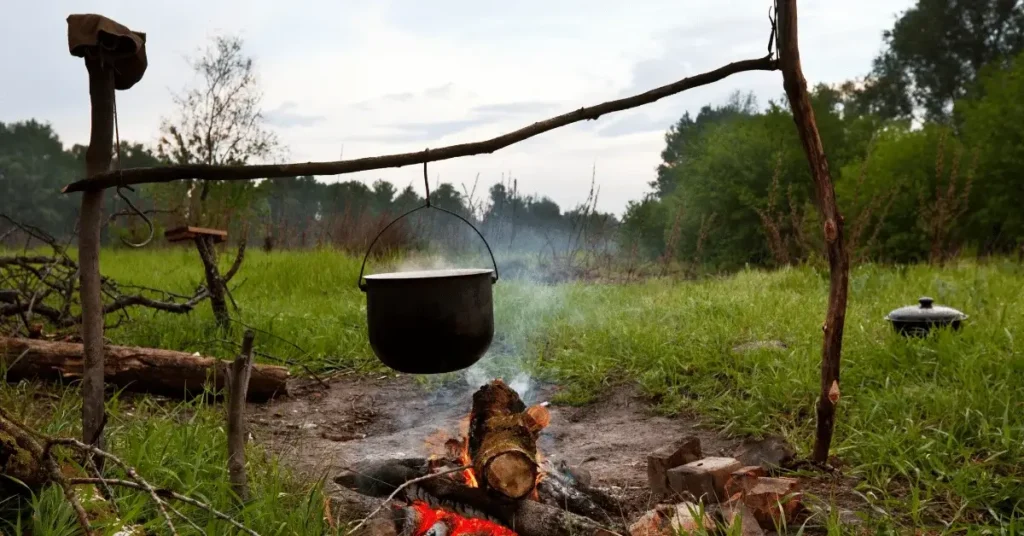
xmin=63 ymin=55 xmax=777 ymax=193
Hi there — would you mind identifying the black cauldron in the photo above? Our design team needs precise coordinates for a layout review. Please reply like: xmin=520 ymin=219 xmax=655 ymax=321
xmin=357 ymin=178 xmax=499 ymax=374
xmin=361 ymin=268 xmax=495 ymax=374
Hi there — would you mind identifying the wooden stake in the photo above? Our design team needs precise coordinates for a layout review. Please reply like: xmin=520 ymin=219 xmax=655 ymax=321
xmin=226 ymin=330 xmax=255 ymax=501
xmin=80 ymin=56 xmax=115 ymax=454
xmin=777 ymin=0 xmax=850 ymax=463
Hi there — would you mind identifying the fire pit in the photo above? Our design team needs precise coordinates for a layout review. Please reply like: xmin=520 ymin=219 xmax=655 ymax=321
xmin=335 ymin=379 xmax=620 ymax=535
xmin=326 ymin=378 xmax=808 ymax=535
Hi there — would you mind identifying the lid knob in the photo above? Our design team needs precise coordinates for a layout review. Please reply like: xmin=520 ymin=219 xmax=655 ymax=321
xmin=919 ymin=296 xmax=934 ymax=309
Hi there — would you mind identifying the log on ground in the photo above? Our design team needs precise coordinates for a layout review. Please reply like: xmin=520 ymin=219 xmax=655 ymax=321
xmin=1 ymin=337 xmax=288 ymax=402
xmin=468 ymin=379 xmax=541 ymax=500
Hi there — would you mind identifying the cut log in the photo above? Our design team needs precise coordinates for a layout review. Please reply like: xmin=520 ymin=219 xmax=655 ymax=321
xmin=468 ymin=379 xmax=540 ymax=500
xmin=334 ymin=458 xmax=615 ymax=536
xmin=1 ymin=337 xmax=288 ymax=402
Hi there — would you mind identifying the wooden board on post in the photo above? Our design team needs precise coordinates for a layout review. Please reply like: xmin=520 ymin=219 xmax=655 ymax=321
xmin=164 ymin=226 xmax=228 ymax=244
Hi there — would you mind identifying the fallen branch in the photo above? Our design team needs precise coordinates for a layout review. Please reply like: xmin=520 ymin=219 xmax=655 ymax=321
xmin=69 ymin=478 xmax=260 ymax=536
xmin=2 ymin=405 xmax=262 ymax=536
xmin=63 ymin=55 xmax=777 ymax=192
xmin=1 ymin=336 xmax=289 ymax=401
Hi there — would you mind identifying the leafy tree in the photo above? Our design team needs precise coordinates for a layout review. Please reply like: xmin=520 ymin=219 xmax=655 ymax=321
xmin=856 ymin=0 xmax=1024 ymax=122
xmin=155 ymin=34 xmax=282 ymax=230
xmin=652 ymin=91 xmax=759 ymax=197
xmin=0 ymin=121 xmax=81 ymax=239
xmin=957 ymin=50 xmax=1024 ymax=254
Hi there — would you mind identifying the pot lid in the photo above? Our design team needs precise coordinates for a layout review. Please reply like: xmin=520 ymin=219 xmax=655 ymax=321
xmin=363 ymin=268 xmax=494 ymax=280
xmin=885 ymin=296 xmax=968 ymax=323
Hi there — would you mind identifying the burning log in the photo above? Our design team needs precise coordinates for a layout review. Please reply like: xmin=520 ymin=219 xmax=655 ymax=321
xmin=468 ymin=380 xmax=542 ymax=500
xmin=335 ymin=458 xmax=615 ymax=536
xmin=1 ymin=337 xmax=288 ymax=402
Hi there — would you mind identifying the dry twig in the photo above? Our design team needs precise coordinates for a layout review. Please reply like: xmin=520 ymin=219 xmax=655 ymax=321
xmin=347 ymin=464 xmax=471 ymax=534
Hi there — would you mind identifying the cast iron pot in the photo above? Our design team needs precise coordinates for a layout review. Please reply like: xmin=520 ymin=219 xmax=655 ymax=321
xmin=357 ymin=204 xmax=499 ymax=374
xmin=884 ymin=296 xmax=967 ymax=337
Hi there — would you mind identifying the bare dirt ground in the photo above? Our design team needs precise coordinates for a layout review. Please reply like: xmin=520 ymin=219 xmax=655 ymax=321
xmin=250 ymin=374 xmax=734 ymax=488
xmin=249 ymin=373 xmax=865 ymax=528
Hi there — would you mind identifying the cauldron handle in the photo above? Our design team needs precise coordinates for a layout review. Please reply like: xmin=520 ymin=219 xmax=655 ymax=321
xmin=357 ymin=204 xmax=501 ymax=292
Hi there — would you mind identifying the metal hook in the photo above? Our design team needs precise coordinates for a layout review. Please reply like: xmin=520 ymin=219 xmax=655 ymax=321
xmin=116 ymin=185 xmax=154 ymax=248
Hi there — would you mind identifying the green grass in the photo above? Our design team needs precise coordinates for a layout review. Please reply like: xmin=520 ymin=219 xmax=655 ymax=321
xmin=0 ymin=380 xmax=335 ymax=535
xmin=5 ymin=246 xmax=1024 ymax=533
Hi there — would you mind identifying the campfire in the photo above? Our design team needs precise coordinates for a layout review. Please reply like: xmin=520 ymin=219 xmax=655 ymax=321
xmin=336 ymin=379 xmax=620 ymax=536
xmin=334 ymin=379 xmax=804 ymax=535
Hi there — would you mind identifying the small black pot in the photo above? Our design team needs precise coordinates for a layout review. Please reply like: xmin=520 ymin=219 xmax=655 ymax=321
xmin=361 ymin=268 xmax=496 ymax=374
xmin=884 ymin=297 xmax=968 ymax=337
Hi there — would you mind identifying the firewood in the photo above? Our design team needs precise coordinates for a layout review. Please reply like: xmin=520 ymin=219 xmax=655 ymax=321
xmin=1 ymin=337 xmax=288 ymax=402
xmin=468 ymin=379 xmax=540 ymax=500
xmin=333 ymin=457 xmax=615 ymax=536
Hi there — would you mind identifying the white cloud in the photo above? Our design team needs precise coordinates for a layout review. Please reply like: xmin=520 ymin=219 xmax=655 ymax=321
xmin=0 ymin=0 xmax=914 ymax=216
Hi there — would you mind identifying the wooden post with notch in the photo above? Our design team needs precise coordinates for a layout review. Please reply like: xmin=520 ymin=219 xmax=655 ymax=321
xmin=67 ymin=14 xmax=148 ymax=454
xmin=226 ymin=329 xmax=255 ymax=501
xmin=777 ymin=0 xmax=850 ymax=463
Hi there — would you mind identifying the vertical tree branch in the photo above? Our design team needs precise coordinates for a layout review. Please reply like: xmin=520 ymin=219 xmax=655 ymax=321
xmin=194 ymin=235 xmax=230 ymax=329
xmin=227 ymin=329 xmax=255 ymax=501
xmin=777 ymin=0 xmax=850 ymax=464
xmin=80 ymin=57 xmax=115 ymax=456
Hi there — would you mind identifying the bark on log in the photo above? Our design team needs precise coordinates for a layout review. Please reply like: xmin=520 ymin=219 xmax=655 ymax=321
xmin=334 ymin=458 xmax=614 ymax=536
xmin=468 ymin=379 xmax=540 ymax=500
xmin=1 ymin=337 xmax=288 ymax=402
xmin=777 ymin=0 xmax=850 ymax=464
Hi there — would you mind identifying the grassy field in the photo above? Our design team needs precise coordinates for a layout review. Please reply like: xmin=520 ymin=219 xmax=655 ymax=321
xmin=4 ymin=247 xmax=1024 ymax=533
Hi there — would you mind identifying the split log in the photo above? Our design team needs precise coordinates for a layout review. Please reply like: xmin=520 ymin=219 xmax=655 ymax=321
xmin=468 ymin=379 xmax=541 ymax=500
xmin=334 ymin=458 xmax=615 ymax=536
xmin=1 ymin=337 xmax=288 ymax=402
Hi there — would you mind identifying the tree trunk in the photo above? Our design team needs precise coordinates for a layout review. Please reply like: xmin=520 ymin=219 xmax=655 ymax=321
xmin=80 ymin=58 xmax=115 ymax=454
xmin=194 ymin=235 xmax=230 ymax=330
xmin=1 ymin=336 xmax=288 ymax=402
xmin=777 ymin=0 xmax=850 ymax=464
xmin=468 ymin=380 xmax=540 ymax=500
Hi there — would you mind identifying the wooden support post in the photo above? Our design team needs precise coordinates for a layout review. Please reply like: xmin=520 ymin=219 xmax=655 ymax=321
xmin=226 ymin=330 xmax=255 ymax=501
xmin=777 ymin=0 xmax=850 ymax=464
xmin=80 ymin=57 xmax=115 ymax=453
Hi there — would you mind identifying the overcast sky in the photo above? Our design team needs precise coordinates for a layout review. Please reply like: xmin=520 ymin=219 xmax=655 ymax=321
xmin=1 ymin=0 xmax=912 ymax=216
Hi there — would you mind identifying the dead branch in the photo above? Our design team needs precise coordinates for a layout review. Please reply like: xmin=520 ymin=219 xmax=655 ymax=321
xmin=67 ymin=478 xmax=261 ymax=536
xmin=348 ymin=464 xmax=471 ymax=534
xmin=64 ymin=55 xmax=777 ymax=193
xmin=226 ymin=330 xmax=255 ymax=501
xmin=2 ymin=405 xmax=263 ymax=536
xmin=777 ymin=0 xmax=850 ymax=464
xmin=0 ymin=238 xmax=213 ymax=334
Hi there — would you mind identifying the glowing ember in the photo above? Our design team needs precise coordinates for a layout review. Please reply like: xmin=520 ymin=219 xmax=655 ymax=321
xmin=407 ymin=501 xmax=518 ymax=536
